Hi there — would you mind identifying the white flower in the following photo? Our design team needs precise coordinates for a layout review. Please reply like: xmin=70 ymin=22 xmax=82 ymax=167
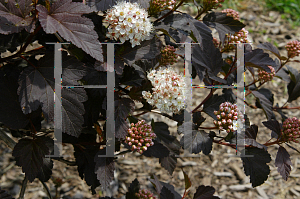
xmin=142 ymin=67 xmax=186 ymax=114
xmin=233 ymin=119 xmax=244 ymax=132
xmin=105 ymin=1 xmax=152 ymax=47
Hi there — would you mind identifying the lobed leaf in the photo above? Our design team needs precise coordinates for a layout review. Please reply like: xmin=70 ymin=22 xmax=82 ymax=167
xmin=192 ymin=39 xmax=225 ymax=84
xmin=203 ymin=12 xmax=245 ymax=44
xmin=0 ymin=0 xmax=34 ymax=34
xmin=193 ymin=185 xmax=220 ymax=199
xmin=125 ymin=178 xmax=140 ymax=199
xmin=241 ymin=148 xmax=271 ymax=187
xmin=159 ymin=155 xmax=177 ymax=175
xmin=142 ymin=140 xmax=170 ymax=158
xmin=275 ymin=146 xmax=292 ymax=181
xmin=251 ymin=90 xmax=275 ymax=120
xmin=37 ymin=0 xmax=103 ymax=61
xmin=203 ymin=94 xmax=225 ymax=120
xmin=74 ymin=132 xmax=100 ymax=194
xmin=180 ymin=130 xmax=213 ymax=155
xmin=114 ymin=97 xmax=135 ymax=139
xmin=262 ymin=120 xmax=282 ymax=139
xmin=94 ymin=148 xmax=115 ymax=188
xmin=286 ymin=66 xmax=300 ymax=102
xmin=245 ymin=49 xmax=276 ymax=73
xmin=18 ymin=52 xmax=88 ymax=137
xmin=12 ymin=136 xmax=54 ymax=182
xmin=257 ymin=42 xmax=281 ymax=59
xmin=154 ymin=13 xmax=213 ymax=47
xmin=160 ymin=186 xmax=175 ymax=199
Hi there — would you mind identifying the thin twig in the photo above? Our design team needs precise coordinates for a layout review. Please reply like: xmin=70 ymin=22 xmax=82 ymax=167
xmin=0 ymin=25 xmax=42 ymax=63
xmin=41 ymin=181 xmax=53 ymax=199
xmin=0 ymin=129 xmax=16 ymax=149
xmin=19 ymin=176 xmax=28 ymax=199
xmin=114 ymin=149 xmax=132 ymax=157
xmin=154 ymin=0 xmax=185 ymax=23
xmin=51 ymin=157 xmax=77 ymax=166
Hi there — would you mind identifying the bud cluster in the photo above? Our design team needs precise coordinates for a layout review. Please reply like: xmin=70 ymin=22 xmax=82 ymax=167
xmin=227 ymin=28 xmax=249 ymax=44
xmin=104 ymin=1 xmax=153 ymax=47
xmin=142 ymin=67 xmax=186 ymax=114
xmin=213 ymin=102 xmax=245 ymax=133
xmin=160 ymin=45 xmax=178 ymax=65
xmin=203 ymin=0 xmax=224 ymax=10
xmin=124 ymin=120 xmax=156 ymax=154
xmin=135 ymin=189 xmax=157 ymax=199
xmin=281 ymin=117 xmax=300 ymax=143
xmin=222 ymin=8 xmax=240 ymax=20
xmin=285 ymin=40 xmax=300 ymax=58
xmin=149 ymin=0 xmax=176 ymax=15
xmin=258 ymin=66 xmax=276 ymax=83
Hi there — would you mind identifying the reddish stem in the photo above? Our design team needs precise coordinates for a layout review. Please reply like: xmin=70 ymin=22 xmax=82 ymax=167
xmin=0 ymin=25 xmax=42 ymax=63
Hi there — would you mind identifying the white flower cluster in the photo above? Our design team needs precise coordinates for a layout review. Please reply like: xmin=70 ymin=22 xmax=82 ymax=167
xmin=104 ymin=1 xmax=153 ymax=48
xmin=142 ymin=67 xmax=186 ymax=114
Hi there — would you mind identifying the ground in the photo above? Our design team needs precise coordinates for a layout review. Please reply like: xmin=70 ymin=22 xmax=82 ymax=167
xmin=0 ymin=0 xmax=300 ymax=198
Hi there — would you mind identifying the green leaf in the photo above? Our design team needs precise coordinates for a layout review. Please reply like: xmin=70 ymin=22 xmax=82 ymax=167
xmin=182 ymin=169 xmax=192 ymax=190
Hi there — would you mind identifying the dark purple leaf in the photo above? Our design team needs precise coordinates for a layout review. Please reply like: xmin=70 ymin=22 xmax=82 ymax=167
xmin=86 ymin=0 xmax=117 ymax=11
xmin=153 ymin=122 xmax=181 ymax=153
xmin=275 ymin=146 xmax=292 ymax=181
xmin=142 ymin=140 xmax=170 ymax=158
xmin=160 ymin=182 xmax=182 ymax=199
xmin=154 ymin=13 xmax=212 ymax=47
xmin=203 ymin=94 xmax=225 ymax=120
xmin=12 ymin=136 xmax=53 ymax=182
xmin=37 ymin=0 xmax=103 ymax=61
xmin=125 ymin=179 xmax=140 ymax=199
xmin=0 ymin=0 xmax=34 ymax=34
xmin=251 ymin=90 xmax=275 ymax=120
xmin=159 ymin=155 xmax=177 ymax=175
xmin=114 ymin=97 xmax=135 ymax=139
xmin=275 ymin=67 xmax=290 ymax=83
xmin=257 ymin=42 xmax=280 ymax=58
xmin=18 ymin=52 xmax=87 ymax=137
xmin=245 ymin=49 xmax=276 ymax=72
xmin=0 ymin=187 xmax=13 ymax=199
xmin=180 ymin=130 xmax=213 ymax=155
xmin=74 ymin=132 xmax=100 ymax=193
xmin=193 ymin=185 xmax=219 ymax=199
xmin=118 ymin=36 xmax=162 ymax=68
xmin=241 ymin=148 xmax=271 ymax=187
xmin=160 ymin=186 xmax=175 ymax=199
xmin=203 ymin=12 xmax=245 ymax=44
xmin=149 ymin=174 xmax=163 ymax=195
xmin=120 ymin=64 xmax=146 ymax=87
xmin=0 ymin=66 xmax=29 ymax=129
xmin=286 ymin=66 xmax=300 ymax=102
xmin=94 ymin=148 xmax=115 ymax=188
xmin=262 ymin=120 xmax=281 ymax=139
xmin=245 ymin=125 xmax=258 ymax=139
xmin=192 ymin=39 xmax=225 ymax=84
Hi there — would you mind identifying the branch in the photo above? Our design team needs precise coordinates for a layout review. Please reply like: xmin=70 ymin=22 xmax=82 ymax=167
xmin=154 ymin=0 xmax=185 ymax=23
xmin=51 ymin=157 xmax=77 ymax=166
xmin=19 ymin=176 xmax=28 ymax=199
xmin=0 ymin=25 xmax=42 ymax=63
xmin=41 ymin=181 xmax=53 ymax=199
